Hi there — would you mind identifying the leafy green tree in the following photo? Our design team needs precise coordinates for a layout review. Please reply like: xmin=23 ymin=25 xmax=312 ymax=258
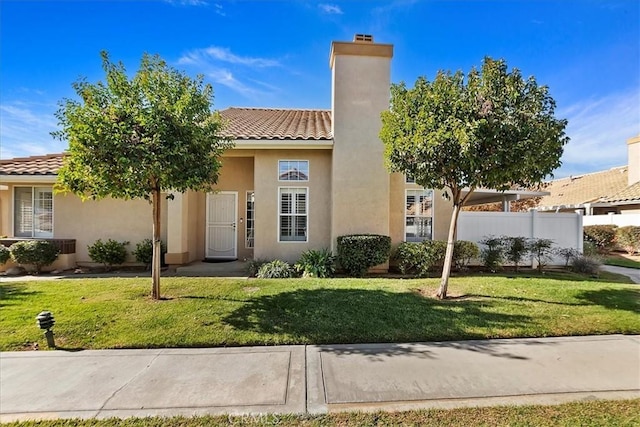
xmin=53 ymin=52 xmax=231 ymax=299
xmin=381 ymin=57 xmax=568 ymax=299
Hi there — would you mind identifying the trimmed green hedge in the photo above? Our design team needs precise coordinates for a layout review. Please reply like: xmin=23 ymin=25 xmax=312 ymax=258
xmin=395 ymin=240 xmax=479 ymax=277
xmin=9 ymin=240 xmax=59 ymax=273
xmin=584 ymin=225 xmax=617 ymax=253
xmin=337 ymin=234 xmax=391 ymax=277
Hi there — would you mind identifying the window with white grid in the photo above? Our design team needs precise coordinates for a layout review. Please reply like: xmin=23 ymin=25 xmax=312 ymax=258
xmin=14 ymin=187 xmax=53 ymax=238
xmin=405 ymin=189 xmax=433 ymax=242
xmin=246 ymin=191 xmax=255 ymax=248
xmin=279 ymin=188 xmax=307 ymax=242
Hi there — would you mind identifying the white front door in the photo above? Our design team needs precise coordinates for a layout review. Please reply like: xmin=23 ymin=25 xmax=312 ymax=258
xmin=205 ymin=192 xmax=237 ymax=259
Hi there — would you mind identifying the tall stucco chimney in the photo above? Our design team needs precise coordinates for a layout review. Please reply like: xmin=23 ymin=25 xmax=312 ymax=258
xmin=628 ymin=135 xmax=640 ymax=186
xmin=329 ymin=34 xmax=393 ymax=247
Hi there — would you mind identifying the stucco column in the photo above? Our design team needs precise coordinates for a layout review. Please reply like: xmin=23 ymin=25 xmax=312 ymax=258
xmin=165 ymin=192 xmax=190 ymax=265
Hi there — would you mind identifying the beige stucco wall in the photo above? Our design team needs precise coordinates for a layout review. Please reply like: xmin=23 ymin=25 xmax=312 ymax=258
xmin=330 ymin=46 xmax=392 ymax=250
xmin=252 ymin=149 xmax=332 ymax=263
xmin=0 ymin=183 xmax=168 ymax=267
xmin=55 ymin=193 xmax=167 ymax=264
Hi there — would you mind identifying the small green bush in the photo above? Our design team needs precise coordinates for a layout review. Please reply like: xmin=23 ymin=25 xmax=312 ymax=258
xmin=9 ymin=240 xmax=59 ymax=273
xmin=583 ymin=241 xmax=599 ymax=257
xmin=502 ymin=236 xmax=530 ymax=272
xmin=257 ymin=259 xmax=293 ymax=279
xmin=394 ymin=240 xmax=452 ymax=277
xmin=571 ymin=255 xmax=602 ymax=276
xmin=133 ymin=239 xmax=167 ymax=270
xmin=584 ymin=225 xmax=617 ymax=254
xmin=554 ymin=247 xmax=581 ymax=268
xmin=294 ymin=249 xmax=336 ymax=278
xmin=479 ymin=236 xmax=504 ymax=272
xmin=615 ymin=226 xmax=640 ymax=255
xmin=529 ymin=238 xmax=554 ymax=273
xmin=0 ymin=245 xmax=10 ymax=264
xmin=395 ymin=242 xmax=423 ymax=276
xmin=88 ymin=239 xmax=129 ymax=270
xmin=453 ymin=240 xmax=480 ymax=270
xmin=337 ymin=234 xmax=391 ymax=277
xmin=247 ymin=258 xmax=270 ymax=277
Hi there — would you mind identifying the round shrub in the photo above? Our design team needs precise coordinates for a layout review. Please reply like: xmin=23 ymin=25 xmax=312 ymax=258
xmin=88 ymin=239 xmax=129 ymax=270
xmin=257 ymin=259 xmax=293 ymax=279
xmin=0 ymin=245 xmax=10 ymax=264
xmin=337 ymin=234 xmax=391 ymax=277
xmin=570 ymin=255 xmax=602 ymax=276
xmin=394 ymin=240 xmax=446 ymax=277
xmin=453 ymin=240 xmax=480 ymax=270
xmin=615 ymin=226 xmax=640 ymax=255
xmin=583 ymin=225 xmax=617 ymax=254
xmin=10 ymin=240 xmax=59 ymax=273
xmin=133 ymin=238 xmax=167 ymax=269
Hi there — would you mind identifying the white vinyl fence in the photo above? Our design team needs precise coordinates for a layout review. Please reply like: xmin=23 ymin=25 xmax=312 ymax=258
xmin=582 ymin=213 xmax=640 ymax=227
xmin=458 ymin=211 xmax=583 ymax=266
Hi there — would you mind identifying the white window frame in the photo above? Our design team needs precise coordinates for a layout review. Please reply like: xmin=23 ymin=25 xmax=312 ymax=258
xmin=278 ymin=159 xmax=309 ymax=182
xmin=404 ymin=188 xmax=433 ymax=242
xmin=278 ymin=187 xmax=308 ymax=243
xmin=13 ymin=186 xmax=54 ymax=238
xmin=245 ymin=191 xmax=255 ymax=249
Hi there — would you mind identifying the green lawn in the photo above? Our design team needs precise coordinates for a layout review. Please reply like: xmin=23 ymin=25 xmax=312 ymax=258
xmin=605 ymin=257 xmax=640 ymax=269
xmin=0 ymin=272 xmax=638 ymax=351
xmin=5 ymin=399 xmax=640 ymax=426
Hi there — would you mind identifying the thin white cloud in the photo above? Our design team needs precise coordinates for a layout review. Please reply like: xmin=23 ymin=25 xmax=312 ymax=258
xmin=179 ymin=46 xmax=280 ymax=68
xmin=0 ymin=102 xmax=65 ymax=159
xmin=164 ymin=0 xmax=209 ymax=7
xmin=319 ymin=4 xmax=343 ymax=15
xmin=206 ymin=69 xmax=263 ymax=98
xmin=555 ymin=90 xmax=640 ymax=177
xmin=213 ymin=3 xmax=225 ymax=16
xmin=178 ymin=46 xmax=281 ymax=99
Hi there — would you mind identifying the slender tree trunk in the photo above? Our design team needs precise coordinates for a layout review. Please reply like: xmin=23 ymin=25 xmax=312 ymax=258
xmin=437 ymin=202 xmax=461 ymax=299
xmin=151 ymin=188 xmax=161 ymax=300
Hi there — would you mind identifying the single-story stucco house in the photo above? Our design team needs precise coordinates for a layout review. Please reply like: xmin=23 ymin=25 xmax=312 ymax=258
xmin=535 ymin=135 xmax=640 ymax=215
xmin=0 ymin=35 xmax=542 ymax=271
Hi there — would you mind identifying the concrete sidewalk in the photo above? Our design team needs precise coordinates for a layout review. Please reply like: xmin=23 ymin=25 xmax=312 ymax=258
xmin=1 ymin=335 xmax=639 ymax=422
xmin=602 ymin=265 xmax=640 ymax=283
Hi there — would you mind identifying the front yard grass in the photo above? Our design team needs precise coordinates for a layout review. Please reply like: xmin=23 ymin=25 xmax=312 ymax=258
xmin=605 ymin=256 xmax=640 ymax=269
xmin=5 ymin=399 xmax=640 ymax=426
xmin=0 ymin=271 xmax=638 ymax=351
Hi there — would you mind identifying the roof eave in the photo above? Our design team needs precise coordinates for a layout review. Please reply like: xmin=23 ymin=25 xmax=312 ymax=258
xmin=230 ymin=139 xmax=334 ymax=149
xmin=0 ymin=175 xmax=58 ymax=183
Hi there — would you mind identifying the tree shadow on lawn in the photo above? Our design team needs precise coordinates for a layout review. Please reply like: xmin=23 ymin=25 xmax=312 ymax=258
xmin=0 ymin=283 xmax=40 ymax=308
xmin=223 ymin=288 xmax=534 ymax=359
xmin=576 ymin=288 xmax=640 ymax=313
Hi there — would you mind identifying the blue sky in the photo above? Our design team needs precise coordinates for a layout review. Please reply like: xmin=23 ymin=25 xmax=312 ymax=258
xmin=1 ymin=0 xmax=638 ymax=178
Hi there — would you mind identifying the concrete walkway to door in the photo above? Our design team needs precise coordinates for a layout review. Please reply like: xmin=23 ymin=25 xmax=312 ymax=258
xmin=175 ymin=260 xmax=250 ymax=277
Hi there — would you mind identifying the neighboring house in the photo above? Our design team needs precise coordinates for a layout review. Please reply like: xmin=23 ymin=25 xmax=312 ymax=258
xmin=0 ymin=35 xmax=543 ymax=270
xmin=536 ymin=135 xmax=640 ymax=215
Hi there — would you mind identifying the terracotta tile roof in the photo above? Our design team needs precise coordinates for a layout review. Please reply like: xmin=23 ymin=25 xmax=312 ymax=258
xmin=537 ymin=166 xmax=630 ymax=209
xmin=603 ymin=181 xmax=640 ymax=203
xmin=219 ymin=107 xmax=332 ymax=140
xmin=0 ymin=153 xmax=64 ymax=176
